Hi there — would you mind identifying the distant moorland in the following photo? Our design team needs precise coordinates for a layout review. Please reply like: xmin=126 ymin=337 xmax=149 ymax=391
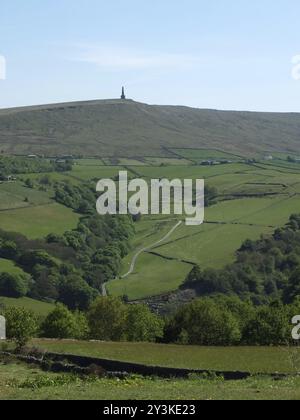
xmin=0 ymin=99 xmax=300 ymax=157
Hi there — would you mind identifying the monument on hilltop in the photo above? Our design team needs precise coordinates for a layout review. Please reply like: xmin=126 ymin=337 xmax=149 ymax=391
xmin=121 ymin=86 xmax=126 ymax=100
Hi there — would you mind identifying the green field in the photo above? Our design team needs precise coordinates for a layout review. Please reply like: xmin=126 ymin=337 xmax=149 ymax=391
xmin=71 ymin=165 xmax=124 ymax=181
xmin=108 ymin=252 xmax=192 ymax=299
xmin=75 ymin=158 xmax=106 ymax=166
xmin=31 ymin=339 xmax=299 ymax=374
xmin=0 ymin=297 xmax=55 ymax=317
xmin=172 ymin=148 xmax=243 ymax=161
xmin=2 ymin=337 xmax=300 ymax=400
xmin=0 ymin=258 xmax=26 ymax=275
xmin=143 ymin=157 xmax=192 ymax=166
xmin=1 ymin=361 xmax=299 ymax=400
xmin=0 ymin=203 xmax=80 ymax=239
xmin=0 ymin=182 xmax=52 ymax=210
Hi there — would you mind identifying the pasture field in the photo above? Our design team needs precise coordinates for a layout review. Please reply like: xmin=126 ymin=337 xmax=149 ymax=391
xmin=0 ymin=203 xmax=80 ymax=239
xmin=143 ymin=157 xmax=192 ymax=166
xmin=0 ymin=297 xmax=55 ymax=317
xmin=0 ymin=258 xmax=26 ymax=275
xmin=112 ymin=158 xmax=147 ymax=166
xmin=171 ymin=148 xmax=243 ymax=161
xmin=0 ymin=182 xmax=52 ymax=210
xmin=1 ymin=360 xmax=300 ymax=400
xmin=71 ymin=165 xmax=124 ymax=181
xmin=22 ymin=171 xmax=81 ymax=185
xmin=30 ymin=339 xmax=299 ymax=374
xmin=205 ymin=196 xmax=289 ymax=225
xmin=154 ymin=224 xmax=274 ymax=268
xmin=108 ymin=252 xmax=192 ymax=299
xmin=133 ymin=162 xmax=254 ymax=180
xmin=74 ymin=158 xmax=106 ymax=166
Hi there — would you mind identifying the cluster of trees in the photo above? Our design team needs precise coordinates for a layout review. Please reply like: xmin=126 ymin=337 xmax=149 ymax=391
xmin=54 ymin=182 xmax=96 ymax=214
xmin=48 ymin=214 xmax=135 ymax=289
xmin=164 ymin=296 xmax=300 ymax=346
xmin=0 ymin=297 xmax=164 ymax=348
xmin=1 ymin=295 xmax=298 ymax=349
xmin=0 ymin=156 xmax=72 ymax=180
xmin=0 ymin=214 xmax=134 ymax=307
xmin=183 ymin=214 xmax=300 ymax=305
xmin=204 ymin=185 xmax=218 ymax=207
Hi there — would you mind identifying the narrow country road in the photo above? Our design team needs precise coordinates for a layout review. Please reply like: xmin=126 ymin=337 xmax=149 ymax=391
xmin=121 ymin=220 xmax=183 ymax=279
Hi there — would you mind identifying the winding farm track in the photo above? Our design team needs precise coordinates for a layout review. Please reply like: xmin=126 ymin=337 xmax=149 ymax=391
xmin=101 ymin=220 xmax=182 ymax=296
xmin=121 ymin=220 xmax=183 ymax=279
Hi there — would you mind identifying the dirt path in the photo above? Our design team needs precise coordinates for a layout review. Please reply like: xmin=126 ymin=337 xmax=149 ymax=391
xmin=121 ymin=220 xmax=183 ymax=279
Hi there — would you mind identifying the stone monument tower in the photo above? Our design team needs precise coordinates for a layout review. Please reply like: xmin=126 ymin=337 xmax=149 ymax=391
xmin=121 ymin=86 xmax=126 ymax=100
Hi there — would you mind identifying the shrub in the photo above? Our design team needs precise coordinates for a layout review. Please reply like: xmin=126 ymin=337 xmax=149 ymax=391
xmin=125 ymin=304 xmax=164 ymax=342
xmin=87 ymin=297 xmax=127 ymax=341
xmin=41 ymin=304 xmax=89 ymax=340
xmin=3 ymin=307 xmax=38 ymax=350
xmin=164 ymin=298 xmax=241 ymax=346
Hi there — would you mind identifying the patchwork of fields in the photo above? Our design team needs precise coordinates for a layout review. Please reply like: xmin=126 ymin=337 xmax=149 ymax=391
xmin=1 ymin=150 xmax=300 ymax=303
xmin=106 ymin=156 xmax=300 ymax=299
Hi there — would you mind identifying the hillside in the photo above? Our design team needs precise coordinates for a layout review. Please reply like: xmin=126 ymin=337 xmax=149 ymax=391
xmin=0 ymin=99 xmax=300 ymax=157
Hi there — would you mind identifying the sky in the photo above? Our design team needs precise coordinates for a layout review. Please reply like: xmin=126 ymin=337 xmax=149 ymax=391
xmin=0 ymin=0 xmax=300 ymax=111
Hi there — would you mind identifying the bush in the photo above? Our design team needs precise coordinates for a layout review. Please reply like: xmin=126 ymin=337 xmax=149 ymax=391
xmin=3 ymin=307 xmax=38 ymax=350
xmin=164 ymin=298 xmax=241 ymax=346
xmin=243 ymin=302 xmax=290 ymax=345
xmin=41 ymin=304 xmax=89 ymax=340
xmin=125 ymin=304 xmax=164 ymax=342
xmin=88 ymin=297 xmax=127 ymax=341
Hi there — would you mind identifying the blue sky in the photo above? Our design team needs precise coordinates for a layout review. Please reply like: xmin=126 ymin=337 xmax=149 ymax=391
xmin=0 ymin=0 xmax=300 ymax=111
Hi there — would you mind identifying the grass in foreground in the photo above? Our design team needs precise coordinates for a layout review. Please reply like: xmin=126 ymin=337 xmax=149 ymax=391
xmin=0 ymin=361 xmax=299 ymax=400
xmin=31 ymin=339 xmax=299 ymax=375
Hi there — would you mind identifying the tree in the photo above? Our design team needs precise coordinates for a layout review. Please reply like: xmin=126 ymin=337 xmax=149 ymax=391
xmin=88 ymin=297 xmax=127 ymax=341
xmin=204 ymin=185 xmax=218 ymax=207
xmin=125 ymin=304 xmax=164 ymax=342
xmin=212 ymin=295 xmax=255 ymax=332
xmin=59 ymin=275 xmax=98 ymax=310
xmin=25 ymin=178 xmax=34 ymax=189
xmin=243 ymin=303 xmax=290 ymax=345
xmin=4 ymin=307 xmax=38 ymax=350
xmin=39 ymin=175 xmax=51 ymax=186
xmin=164 ymin=298 xmax=241 ymax=346
xmin=283 ymin=268 xmax=300 ymax=304
xmin=41 ymin=304 xmax=89 ymax=339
